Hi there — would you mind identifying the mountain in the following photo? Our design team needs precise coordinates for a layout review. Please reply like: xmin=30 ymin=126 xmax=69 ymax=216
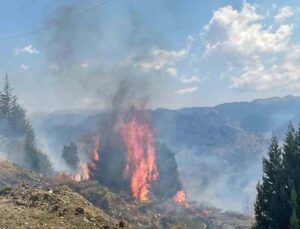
xmin=30 ymin=95 xmax=300 ymax=212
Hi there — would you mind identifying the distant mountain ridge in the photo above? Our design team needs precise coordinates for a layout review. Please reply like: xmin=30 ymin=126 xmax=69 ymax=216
xmin=30 ymin=95 xmax=300 ymax=212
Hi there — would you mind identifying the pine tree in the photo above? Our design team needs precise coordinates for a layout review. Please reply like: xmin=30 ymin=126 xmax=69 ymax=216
xmin=0 ymin=74 xmax=13 ymax=119
xmin=282 ymin=124 xmax=298 ymax=226
xmin=283 ymin=124 xmax=297 ymax=184
xmin=0 ymin=75 xmax=52 ymax=174
xmin=253 ymin=125 xmax=300 ymax=228
xmin=253 ymin=182 xmax=270 ymax=229
xmin=253 ymin=134 xmax=286 ymax=229
xmin=292 ymin=124 xmax=300 ymax=220
xmin=62 ymin=142 xmax=79 ymax=170
xmin=289 ymin=186 xmax=299 ymax=229
xmin=264 ymin=134 xmax=287 ymax=228
xmin=23 ymin=126 xmax=52 ymax=174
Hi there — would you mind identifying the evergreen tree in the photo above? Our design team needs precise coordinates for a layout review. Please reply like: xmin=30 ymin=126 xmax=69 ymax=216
xmin=154 ymin=141 xmax=182 ymax=199
xmin=292 ymin=124 xmax=300 ymax=218
xmin=282 ymin=124 xmax=299 ymax=226
xmin=253 ymin=182 xmax=269 ymax=229
xmin=0 ymin=74 xmax=13 ymax=119
xmin=289 ymin=186 xmax=299 ymax=229
xmin=254 ymin=125 xmax=300 ymax=228
xmin=23 ymin=125 xmax=52 ymax=174
xmin=0 ymin=75 xmax=52 ymax=174
xmin=283 ymin=124 xmax=297 ymax=185
xmin=253 ymin=134 xmax=286 ymax=229
xmin=62 ymin=142 xmax=79 ymax=170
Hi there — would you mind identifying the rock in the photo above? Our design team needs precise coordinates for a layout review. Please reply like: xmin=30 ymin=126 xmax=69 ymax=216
xmin=119 ymin=221 xmax=126 ymax=227
xmin=43 ymin=193 xmax=50 ymax=200
xmin=0 ymin=186 xmax=12 ymax=196
xmin=49 ymin=204 xmax=59 ymax=212
xmin=75 ymin=207 xmax=84 ymax=215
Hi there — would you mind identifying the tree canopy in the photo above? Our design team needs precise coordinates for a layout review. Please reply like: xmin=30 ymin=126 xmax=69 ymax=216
xmin=0 ymin=75 xmax=52 ymax=174
xmin=253 ymin=125 xmax=300 ymax=228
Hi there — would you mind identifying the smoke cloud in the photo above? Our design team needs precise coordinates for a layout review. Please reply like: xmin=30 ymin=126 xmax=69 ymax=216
xmin=37 ymin=0 xmax=176 ymax=112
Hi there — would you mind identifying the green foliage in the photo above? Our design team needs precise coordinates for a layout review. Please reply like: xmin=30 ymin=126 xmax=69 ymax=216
xmin=253 ymin=182 xmax=270 ymax=229
xmin=0 ymin=75 xmax=52 ymax=174
xmin=62 ymin=142 xmax=79 ymax=170
xmin=154 ymin=141 xmax=182 ymax=199
xmin=290 ymin=187 xmax=299 ymax=229
xmin=92 ymin=137 xmax=182 ymax=199
xmin=253 ymin=127 xmax=300 ymax=228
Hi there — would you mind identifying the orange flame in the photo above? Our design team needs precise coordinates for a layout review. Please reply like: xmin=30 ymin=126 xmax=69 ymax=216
xmin=119 ymin=112 xmax=158 ymax=202
xmin=91 ymin=136 xmax=100 ymax=161
xmin=172 ymin=190 xmax=192 ymax=209
xmin=58 ymin=137 xmax=100 ymax=183
xmin=73 ymin=160 xmax=90 ymax=182
xmin=172 ymin=190 xmax=186 ymax=204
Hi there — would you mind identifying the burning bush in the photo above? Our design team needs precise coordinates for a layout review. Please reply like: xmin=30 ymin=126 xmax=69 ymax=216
xmin=57 ymin=84 xmax=182 ymax=202
xmin=87 ymin=108 xmax=182 ymax=201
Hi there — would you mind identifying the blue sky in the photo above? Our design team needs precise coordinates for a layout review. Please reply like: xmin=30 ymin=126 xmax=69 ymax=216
xmin=0 ymin=0 xmax=300 ymax=112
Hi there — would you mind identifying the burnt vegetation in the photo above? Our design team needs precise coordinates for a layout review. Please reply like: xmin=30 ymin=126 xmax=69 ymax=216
xmin=90 ymin=124 xmax=182 ymax=200
xmin=0 ymin=75 xmax=257 ymax=228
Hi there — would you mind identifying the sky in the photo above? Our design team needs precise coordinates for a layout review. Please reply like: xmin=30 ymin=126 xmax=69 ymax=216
xmin=0 ymin=0 xmax=300 ymax=112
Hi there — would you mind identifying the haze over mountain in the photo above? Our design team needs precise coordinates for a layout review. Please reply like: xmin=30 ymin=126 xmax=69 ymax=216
xmin=30 ymin=95 xmax=300 ymax=213
xmin=3 ymin=1 xmax=300 ymax=227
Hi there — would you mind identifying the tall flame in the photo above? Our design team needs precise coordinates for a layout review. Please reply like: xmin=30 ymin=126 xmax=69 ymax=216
xmin=90 ymin=137 xmax=100 ymax=169
xmin=119 ymin=112 xmax=158 ymax=202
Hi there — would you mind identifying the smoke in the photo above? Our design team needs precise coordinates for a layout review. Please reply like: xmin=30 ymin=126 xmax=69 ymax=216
xmin=175 ymin=149 xmax=261 ymax=214
xmin=42 ymin=0 xmax=106 ymax=72
xmin=35 ymin=0 xmax=163 ymax=169
xmin=37 ymin=0 xmax=173 ymax=112
xmin=33 ymin=0 xmax=261 ymax=213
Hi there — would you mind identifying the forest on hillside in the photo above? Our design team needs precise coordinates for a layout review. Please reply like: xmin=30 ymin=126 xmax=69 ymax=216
xmin=0 ymin=76 xmax=52 ymax=174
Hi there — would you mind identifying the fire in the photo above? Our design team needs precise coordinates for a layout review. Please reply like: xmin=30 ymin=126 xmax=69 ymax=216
xmin=73 ymin=161 xmax=90 ymax=182
xmin=92 ymin=147 xmax=99 ymax=161
xmin=172 ymin=190 xmax=186 ymax=204
xmin=119 ymin=110 xmax=158 ymax=202
xmin=91 ymin=136 xmax=100 ymax=161
xmin=172 ymin=190 xmax=192 ymax=209
xmin=172 ymin=190 xmax=211 ymax=217
xmin=201 ymin=209 xmax=210 ymax=217
xmin=58 ymin=137 xmax=100 ymax=183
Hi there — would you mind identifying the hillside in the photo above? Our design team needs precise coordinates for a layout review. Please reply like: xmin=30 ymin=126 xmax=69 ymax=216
xmin=30 ymin=95 xmax=300 ymax=212
xmin=0 ymin=160 xmax=127 ymax=229
xmin=0 ymin=160 xmax=253 ymax=228
xmin=0 ymin=184 xmax=124 ymax=229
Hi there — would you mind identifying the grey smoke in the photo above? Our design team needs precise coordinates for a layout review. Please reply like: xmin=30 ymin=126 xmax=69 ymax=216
xmin=38 ymin=0 xmax=170 ymax=112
